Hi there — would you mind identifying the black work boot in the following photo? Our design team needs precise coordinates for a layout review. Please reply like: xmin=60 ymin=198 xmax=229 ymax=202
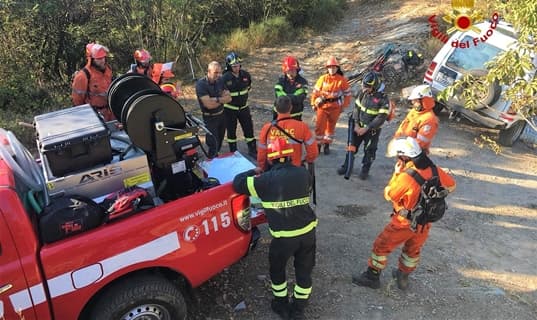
xmin=289 ymin=298 xmax=307 ymax=320
xmin=228 ymin=142 xmax=237 ymax=153
xmin=352 ymin=267 xmax=381 ymax=289
xmin=247 ymin=141 xmax=257 ymax=158
xmin=359 ymin=165 xmax=370 ymax=180
xmin=271 ymin=297 xmax=290 ymax=320
xmin=323 ymin=143 xmax=330 ymax=155
xmin=392 ymin=268 xmax=409 ymax=291
xmin=337 ymin=159 xmax=348 ymax=175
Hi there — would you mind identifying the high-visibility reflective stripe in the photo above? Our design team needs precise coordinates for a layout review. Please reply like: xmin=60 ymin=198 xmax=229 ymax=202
xmin=245 ymin=137 xmax=255 ymax=142
xmin=401 ymin=253 xmax=419 ymax=268
xmin=230 ymin=89 xmax=249 ymax=96
xmin=270 ymin=219 xmax=317 ymax=238
xmin=290 ymin=111 xmax=303 ymax=118
xmin=272 ymin=281 xmax=288 ymax=291
xmin=305 ymin=136 xmax=316 ymax=145
xmin=295 ymin=88 xmax=307 ymax=95
xmin=262 ymin=196 xmax=309 ymax=209
xmin=226 ymin=138 xmax=238 ymax=143
xmin=371 ymin=253 xmax=387 ymax=261
xmin=246 ymin=176 xmax=259 ymax=198
xmin=267 ymin=148 xmax=294 ymax=159
xmin=294 ymin=284 xmax=312 ymax=299
xmin=371 ymin=252 xmax=387 ymax=270
xmin=272 ymin=281 xmax=288 ymax=297
xmin=371 ymin=260 xmax=386 ymax=269
xmin=224 ymin=103 xmax=240 ymax=110
xmin=360 ymin=106 xmax=389 ymax=115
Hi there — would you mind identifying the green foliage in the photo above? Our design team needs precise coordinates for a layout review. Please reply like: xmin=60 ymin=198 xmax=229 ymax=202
xmin=225 ymin=17 xmax=293 ymax=53
xmin=0 ymin=0 xmax=348 ymax=126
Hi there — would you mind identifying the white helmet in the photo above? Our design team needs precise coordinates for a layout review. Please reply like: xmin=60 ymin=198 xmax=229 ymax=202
xmin=407 ymin=84 xmax=433 ymax=100
xmin=387 ymin=137 xmax=422 ymax=158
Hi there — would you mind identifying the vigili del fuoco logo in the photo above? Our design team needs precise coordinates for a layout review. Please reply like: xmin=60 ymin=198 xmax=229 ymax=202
xmin=428 ymin=0 xmax=500 ymax=48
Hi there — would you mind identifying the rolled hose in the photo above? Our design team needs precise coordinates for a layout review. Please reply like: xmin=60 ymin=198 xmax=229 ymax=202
xmin=0 ymin=128 xmax=49 ymax=207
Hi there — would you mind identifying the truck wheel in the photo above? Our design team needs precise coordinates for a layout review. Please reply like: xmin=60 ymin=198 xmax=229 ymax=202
xmin=90 ymin=275 xmax=187 ymax=320
xmin=498 ymin=120 xmax=526 ymax=147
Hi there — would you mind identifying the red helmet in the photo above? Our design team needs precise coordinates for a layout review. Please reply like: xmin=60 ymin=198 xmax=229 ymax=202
xmin=134 ymin=49 xmax=152 ymax=64
xmin=325 ymin=56 xmax=339 ymax=67
xmin=86 ymin=43 xmax=108 ymax=59
xmin=282 ymin=56 xmax=299 ymax=73
xmin=267 ymin=137 xmax=294 ymax=161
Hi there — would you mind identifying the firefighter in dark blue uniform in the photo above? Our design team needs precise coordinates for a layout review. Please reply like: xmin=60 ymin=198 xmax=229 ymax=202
xmin=337 ymin=72 xmax=389 ymax=179
xmin=274 ymin=56 xmax=308 ymax=121
xmin=195 ymin=61 xmax=231 ymax=158
xmin=233 ymin=137 xmax=317 ymax=320
xmin=221 ymin=52 xmax=257 ymax=157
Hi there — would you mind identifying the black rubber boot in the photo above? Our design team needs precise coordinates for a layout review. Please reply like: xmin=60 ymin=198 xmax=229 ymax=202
xmin=352 ymin=267 xmax=381 ymax=289
xmin=392 ymin=268 xmax=409 ymax=291
xmin=271 ymin=297 xmax=290 ymax=320
xmin=247 ymin=140 xmax=257 ymax=158
xmin=359 ymin=164 xmax=370 ymax=180
xmin=337 ymin=159 xmax=348 ymax=175
xmin=228 ymin=142 xmax=237 ymax=153
xmin=289 ymin=298 xmax=307 ymax=320
xmin=323 ymin=143 xmax=330 ymax=155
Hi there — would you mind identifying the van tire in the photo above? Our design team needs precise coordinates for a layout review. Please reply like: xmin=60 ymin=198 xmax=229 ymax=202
xmin=498 ymin=120 xmax=526 ymax=147
xmin=468 ymin=70 xmax=501 ymax=107
xmin=480 ymin=79 xmax=501 ymax=106
xmin=90 ymin=274 xmax=187 ymax=320
xmin=433 ymin=102 xmax=444 ymax=116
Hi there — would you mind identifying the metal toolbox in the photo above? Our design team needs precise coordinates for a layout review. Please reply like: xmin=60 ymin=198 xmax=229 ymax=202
xmin=35 ymin=104 xmax=112 ymax=177
xmin=43 ymin=148 xmax=154 ymax=202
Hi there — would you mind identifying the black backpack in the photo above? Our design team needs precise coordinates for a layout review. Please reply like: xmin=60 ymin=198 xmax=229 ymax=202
xmin=406 ymin=166 xmax=449 ymax=228
xmin=39 ymin=195 xmax=105 ymax=243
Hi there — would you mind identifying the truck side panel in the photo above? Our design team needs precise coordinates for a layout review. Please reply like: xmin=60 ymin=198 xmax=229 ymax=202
xmin=0 ymin=162 xmax=52 ymax=320
xmin=38 ymin=183 xmax=251 ymax=319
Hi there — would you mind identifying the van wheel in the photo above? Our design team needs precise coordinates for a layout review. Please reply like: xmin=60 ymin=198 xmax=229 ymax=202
xmin=433 ymin=102 xmax=444 ymax=116
xmin=479 ymin=79 xmax=501 ymax=106
xmin=498 ymin=120 xmax=526 ymax=147
xmin=90 ymin=275 xmax=187 ymax=320
xmin=468 ymin=70 xmax=501 ymax=107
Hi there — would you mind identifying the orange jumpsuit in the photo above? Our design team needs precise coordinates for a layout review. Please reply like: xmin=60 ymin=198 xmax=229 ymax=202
xmin=257 ymin=113 xmax=319 ymax=170
xmin=310 ymin=73 xmax=351 ymax=145
xmin=394 ymin=97 xmax=438 ymax=152
xmin=367 ymin=160 xmax=456 ymax=274
xmin=71 ymin=62 xmax=114 ymax=121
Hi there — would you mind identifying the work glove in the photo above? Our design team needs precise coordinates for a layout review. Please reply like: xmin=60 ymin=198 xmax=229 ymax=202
xmin=314 ymin=97 xmax=325 ymax=107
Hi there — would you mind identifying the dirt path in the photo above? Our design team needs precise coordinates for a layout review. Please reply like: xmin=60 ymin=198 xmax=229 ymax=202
xmin=184 ymin=1 xmax=537 ymax=319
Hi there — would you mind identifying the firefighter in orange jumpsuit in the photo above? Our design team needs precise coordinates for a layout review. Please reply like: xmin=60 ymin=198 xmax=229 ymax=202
xmin=258 ymin=95 xmax=318 ymax=171
xmin=129 ymin=49 xmax=161 ymax=83
xmin=72 ymin=43 xmax=115 ymax=121
xmin=352 ymin=137 xmax=456 ymax=290
xmin=310 ymin=56 xmax=351 ymax=155
xmin=393 ymin=84 xmax=439 ymax=153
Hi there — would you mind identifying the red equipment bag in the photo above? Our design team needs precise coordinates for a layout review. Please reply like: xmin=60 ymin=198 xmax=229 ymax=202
xmin=102 ymin=187 xmax=153 ymax=221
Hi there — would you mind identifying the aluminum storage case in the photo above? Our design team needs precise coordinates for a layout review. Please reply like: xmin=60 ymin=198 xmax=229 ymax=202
xmin=35 ymin=104 xmax=112 ymax=177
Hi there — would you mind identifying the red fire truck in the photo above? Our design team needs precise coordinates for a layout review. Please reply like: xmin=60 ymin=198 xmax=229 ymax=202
xmin=0 ymin=74 xmax=265 ymax=320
